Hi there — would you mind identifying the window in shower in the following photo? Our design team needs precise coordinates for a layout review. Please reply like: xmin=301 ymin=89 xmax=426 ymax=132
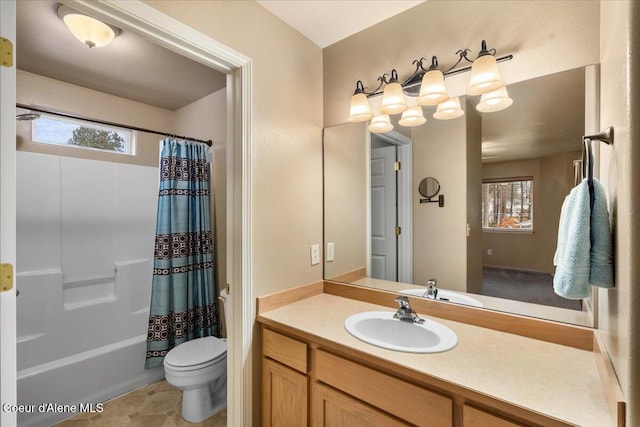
xmin=32 ymin=113 xmax=136 ymax=155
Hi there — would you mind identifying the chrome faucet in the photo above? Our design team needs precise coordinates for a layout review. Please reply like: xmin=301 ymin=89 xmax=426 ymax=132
xmin=393 ymin=296 xmax=425 ymax=324
xmin=423 ymin=278 xmax=438 ymax=300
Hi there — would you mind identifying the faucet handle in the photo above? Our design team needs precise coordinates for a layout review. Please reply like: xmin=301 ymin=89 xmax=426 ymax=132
xmin=395 ymin=295 xmax=410 ymax=309
xmin=427 ymin=278 xmax=437 ymax=287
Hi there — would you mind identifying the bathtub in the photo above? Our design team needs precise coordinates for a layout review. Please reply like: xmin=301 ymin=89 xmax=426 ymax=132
xmin=18 ymin=335 xmax=164 ymax=427
xmin=16 ymin=260 xmax=163 ymax=427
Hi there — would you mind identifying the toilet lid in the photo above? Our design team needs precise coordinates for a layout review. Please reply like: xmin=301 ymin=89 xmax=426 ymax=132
xmin=164 ymin=336 xmax=227 ymax=368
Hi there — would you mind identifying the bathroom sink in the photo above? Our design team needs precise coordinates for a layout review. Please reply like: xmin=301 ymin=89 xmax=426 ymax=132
xmin=400 ymin=288 xmax=484 ymax=308
xmin=344 ymin=311 xmax=457 ymax=353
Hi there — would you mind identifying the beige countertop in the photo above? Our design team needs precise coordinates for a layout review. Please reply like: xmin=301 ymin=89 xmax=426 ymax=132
xmin=259 ymin=293 xmax=612 ymax=427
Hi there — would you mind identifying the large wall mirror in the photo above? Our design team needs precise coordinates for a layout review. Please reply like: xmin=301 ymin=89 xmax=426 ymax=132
xmin=323 ymin=65 xmax=598 ymax=327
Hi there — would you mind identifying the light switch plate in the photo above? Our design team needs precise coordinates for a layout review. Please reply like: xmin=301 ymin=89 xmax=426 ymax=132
xmin=310 ymin=244 xmax=320 ymax=265
xmin=326 ymin=242 xmax=335 ymax=262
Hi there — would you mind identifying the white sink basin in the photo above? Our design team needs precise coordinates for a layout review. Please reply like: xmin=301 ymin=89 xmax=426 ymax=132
xmin=400 ymin=288 xmax=484 ymax=308
xmin=344 ymin=311 xmax=458 ymax=353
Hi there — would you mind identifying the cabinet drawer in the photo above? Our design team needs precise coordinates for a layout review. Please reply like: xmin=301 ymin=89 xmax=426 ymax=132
xmin=463 ymin=405 xmax=524 ymax=427
xmin=315 ymin=349 xmax=452 ymax=427
xmin=263 ymin=328 xmax=307 ymax=373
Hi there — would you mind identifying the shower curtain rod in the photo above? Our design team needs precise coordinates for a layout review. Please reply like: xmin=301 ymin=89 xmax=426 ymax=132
xmin=16 ymin=103 xmax=213 ymax=146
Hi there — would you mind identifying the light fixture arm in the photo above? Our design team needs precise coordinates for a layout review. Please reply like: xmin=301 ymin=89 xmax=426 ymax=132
xmin=353 ymin=40 xmax=513 ymax=98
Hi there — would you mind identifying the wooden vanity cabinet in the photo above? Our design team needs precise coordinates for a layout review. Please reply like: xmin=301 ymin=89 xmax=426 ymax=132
xmin=311 ymin=382 xmax=410 ymax=427
xmin=262 ymin=328 xmax=308 ymax=427
xmin=261 ymin=326 xmax=542 ymax=427
xmin=263 ymin=358 xmax=307 ymax=426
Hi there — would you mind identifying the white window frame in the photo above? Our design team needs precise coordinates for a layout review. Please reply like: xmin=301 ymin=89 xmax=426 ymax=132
xmin=31 ymin=113 xmax=137 ymax=156
xmin=482 ymin=177 xmax=534 ymax=233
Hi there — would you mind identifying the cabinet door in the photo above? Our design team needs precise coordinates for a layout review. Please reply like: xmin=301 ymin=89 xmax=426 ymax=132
xmin=262 ymin=358 xmax=308 ymax=427
xmin=463 ymin=405 xmax=524 ymax=427
xmin=312 ymin=383 xmax=410 ymax=427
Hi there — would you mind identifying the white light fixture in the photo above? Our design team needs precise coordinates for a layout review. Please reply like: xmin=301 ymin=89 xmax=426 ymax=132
xmin=347 ymin=41 xmax=513 ymax=130
xmin=347 ymin=81 xmax=374 ymax=122
xmin=476 ymin=86 xmax=513 ymax=113
xmin=433 ymin=97 xmax=464 ymax=120
xmin=466 ymin=40 xmax=505 ymax=96
xmin=368 ymin=114 xmax=394 ymax=134
xmin=380 ymin=70 xmax=408 ymax=115
xmin=57 ymin=5 xmax=120 ymax=48
xmin=398 ymin=106 xmax=426 ymax=127
xmin=417 ymin=57 xmax=449 ymax=106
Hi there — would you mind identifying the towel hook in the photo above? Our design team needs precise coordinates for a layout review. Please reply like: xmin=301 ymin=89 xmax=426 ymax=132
xmin=583 ymin=126 xmax=614 ymax=146
xmin=582 ymin=127 xmax=614 ymax=210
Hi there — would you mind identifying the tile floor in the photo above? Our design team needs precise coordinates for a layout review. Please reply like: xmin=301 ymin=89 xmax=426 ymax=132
xmin=56 ymin=380 xmax=226 ymax=427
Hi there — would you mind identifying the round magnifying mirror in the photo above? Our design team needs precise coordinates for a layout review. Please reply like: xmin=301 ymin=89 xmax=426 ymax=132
xmin=418 ymin=177 xmax=440 ymax=199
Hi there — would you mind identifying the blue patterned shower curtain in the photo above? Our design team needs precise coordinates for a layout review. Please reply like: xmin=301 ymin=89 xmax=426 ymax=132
xmin=145 ymin=139 xmax=218 ymax=369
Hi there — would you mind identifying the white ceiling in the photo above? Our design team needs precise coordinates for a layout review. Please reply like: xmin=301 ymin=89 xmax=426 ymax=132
xmin=16 ymin=1 xmax=423 ymax=110
xmin=16 ymin=1 xmax=227 ymax=111
xmin=256 ymin=0 xmax=425 ymax=48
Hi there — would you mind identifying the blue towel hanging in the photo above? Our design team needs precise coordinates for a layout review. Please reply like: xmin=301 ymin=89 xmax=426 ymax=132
xmin=553 ymin=129 xmax=615 ymax=299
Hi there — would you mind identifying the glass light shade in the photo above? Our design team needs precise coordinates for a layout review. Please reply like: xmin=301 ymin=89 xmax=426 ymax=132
xmin=398 ymin=106 xmax=426 ymax=127
xmin=466 ymin=54 xmax=505 ymax=96
xmin=368 ymin=114 xmax=394 ymax=133
xmin=380 ymin=82 xmax=408 ymax=115
xmin=476 ymin=87 xmax=513 ymax=113
xmin=347 ymin=93 xmax=374 ymax=122
xmin=433 ymin=97 xmax=464 ymax=120
xmin=63 ymin=14 xmax=116 ymax=48
xmin=417 ymin=69 xmax=449 ymax=106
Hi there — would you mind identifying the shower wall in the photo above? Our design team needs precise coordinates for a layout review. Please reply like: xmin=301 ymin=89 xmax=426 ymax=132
xmin=16 ymin=152 xmax=162 ymax=426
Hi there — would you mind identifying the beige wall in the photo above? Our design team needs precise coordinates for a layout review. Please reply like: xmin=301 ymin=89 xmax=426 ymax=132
xmin=482 ymin=153 xmax=577 ymax=274
xmin=145 ymin=1 xmax=324 ymax=298
xmin=411 ymin=109 xmax=468 ymax=292
xmin=599 ymin=2 xmax=640 ymax=425
xmin=323 ymin=122 xmax=368 ymax=279
xmin=175 ymin=88 xmax=227 ymax=334
xmin=16 ymin=70 xmax=172 ymax=167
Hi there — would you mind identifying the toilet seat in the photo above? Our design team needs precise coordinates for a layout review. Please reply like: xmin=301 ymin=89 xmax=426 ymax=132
xmin=164 ymin=336 xmax=227 ymax=372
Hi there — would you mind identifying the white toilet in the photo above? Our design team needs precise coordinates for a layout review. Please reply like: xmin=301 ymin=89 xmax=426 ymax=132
xmin=163 ymin=288 xmax=229 ymax=423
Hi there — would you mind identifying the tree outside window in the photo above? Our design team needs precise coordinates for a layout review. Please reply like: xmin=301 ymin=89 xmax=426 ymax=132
xmin=482 ymin=179 xmax=533 ymax=231
xmin=68 ymin=127 xmax=126 ymax=152
xmin=32 ymin=114 xmax=134 ymax=155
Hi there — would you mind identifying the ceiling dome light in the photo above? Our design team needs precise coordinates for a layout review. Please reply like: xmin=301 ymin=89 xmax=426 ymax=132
xmin=466 ymin=40 xmax=505 ymax=96
xmin=433 ymin=97 xmax=464 ymax=120
xmin=398 ymin=106 xmax=426 ymax=127
xmin=57 ymin=5 xmax=120 ymax=48
xmin=417 ymin=57 xmax=449 ymax=106
xmin=347 ymin=81 xmax=374 ymax=122
xmin=368 ymin=114 xmax=394 ymax=133
xmin=380 ymin=70 xmax=408 ymax=115
xmin=476 ymin=86 xmax=513 ymax=113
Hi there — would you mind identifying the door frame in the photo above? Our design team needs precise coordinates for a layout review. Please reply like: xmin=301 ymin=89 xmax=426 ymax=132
xmin=372 ymin=131 xmax=413 ymax=284
xmin=7 ymin=1 xmax=255 ymax=425
xmin=0 ymin=1 xmax=17 ymax=426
